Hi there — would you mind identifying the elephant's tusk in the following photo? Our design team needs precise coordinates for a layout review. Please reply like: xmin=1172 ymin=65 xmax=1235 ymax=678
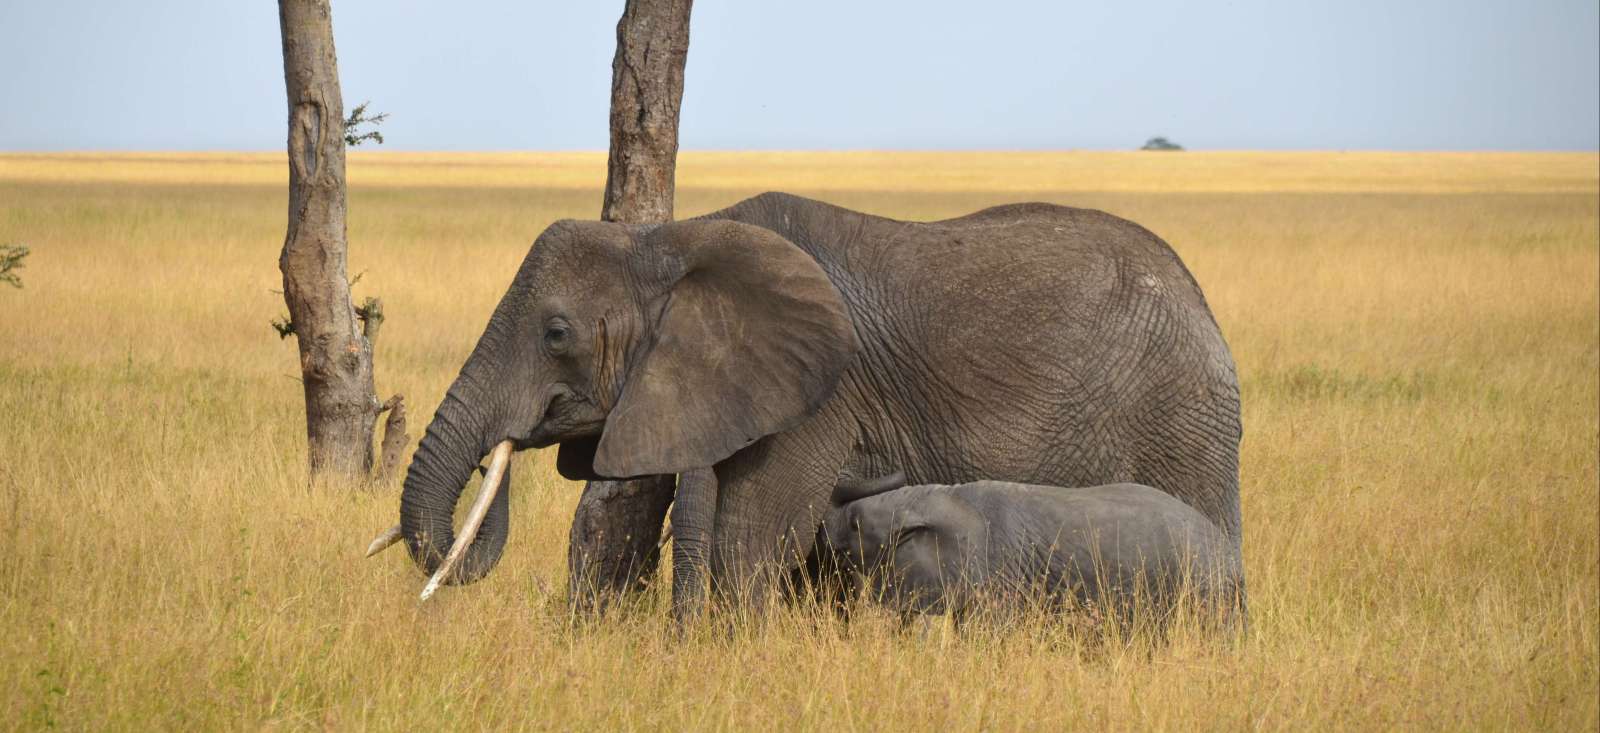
xmin=420 ymin=440 xmax=513 ymax=602
xmin=365 ymin=524 xmax=403 ymax=557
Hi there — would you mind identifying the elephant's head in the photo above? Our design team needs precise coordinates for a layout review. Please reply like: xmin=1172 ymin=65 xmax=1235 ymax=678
xmin=400 ymin=218 xmax=860 ymax=583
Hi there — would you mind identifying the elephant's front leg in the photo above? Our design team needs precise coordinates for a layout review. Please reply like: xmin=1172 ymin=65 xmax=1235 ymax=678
xmin=669 ymin=467 xmax=719 ymax=624
xmin=705 ymin=425 xmax=854 ymax=615
xmin=567 ymin=476 xmax=675 ymax=617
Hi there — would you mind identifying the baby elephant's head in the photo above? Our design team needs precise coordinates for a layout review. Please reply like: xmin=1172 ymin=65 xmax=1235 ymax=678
xmin=819 ymin=471 xmax=906 ymax=573
xmin=818 ymin=473 xmax=986 ymax=615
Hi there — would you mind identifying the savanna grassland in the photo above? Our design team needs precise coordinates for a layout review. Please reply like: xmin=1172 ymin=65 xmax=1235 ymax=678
xmin=1 ymin=151 xmax=1596 ymax=730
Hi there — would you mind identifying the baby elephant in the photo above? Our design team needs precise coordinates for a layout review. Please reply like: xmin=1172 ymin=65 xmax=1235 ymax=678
xmin=818 ymin=474 xmax=1242 ymax=630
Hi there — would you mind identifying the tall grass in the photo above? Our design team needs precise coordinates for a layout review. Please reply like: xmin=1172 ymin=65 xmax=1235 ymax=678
xmin=0 ymin=152 xmax=1595 ymax=729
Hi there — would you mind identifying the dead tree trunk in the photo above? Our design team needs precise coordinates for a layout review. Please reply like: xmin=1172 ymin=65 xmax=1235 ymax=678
xmin=569 ymin=0 xmax=693 ymax=614
xmin=277 ymin=0 xmax=404 ymax=482
xmin=600 ymin=0 xmax=693 ymax=223
xmin=567 ymin=474 xmax=677 ymax=615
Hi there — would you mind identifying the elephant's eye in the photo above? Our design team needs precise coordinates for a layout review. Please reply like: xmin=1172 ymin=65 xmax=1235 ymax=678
xmin=543 ymin=323 xmax=572 ymax=351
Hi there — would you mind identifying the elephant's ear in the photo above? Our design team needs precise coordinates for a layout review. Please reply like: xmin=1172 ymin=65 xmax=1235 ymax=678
xmin=592 ymin=219 xmax=859 ymax=478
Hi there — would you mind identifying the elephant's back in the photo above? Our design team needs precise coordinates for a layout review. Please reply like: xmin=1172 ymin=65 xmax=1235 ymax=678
xmin=709 ymin=192 xmax=1225 ymax=349
xmin=917 ymin=201 xmax=1221 ymax=326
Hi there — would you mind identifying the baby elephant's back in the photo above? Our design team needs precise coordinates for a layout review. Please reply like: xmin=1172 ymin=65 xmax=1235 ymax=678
xmin=958 ymin=481 xmax=1239 ymax=601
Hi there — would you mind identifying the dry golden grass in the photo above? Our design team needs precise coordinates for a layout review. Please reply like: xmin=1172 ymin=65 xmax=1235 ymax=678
xmin=0 ymin=151 xmax=1595 ymax=730
xmin=3 ymin=150 xmax=1595 ymax=193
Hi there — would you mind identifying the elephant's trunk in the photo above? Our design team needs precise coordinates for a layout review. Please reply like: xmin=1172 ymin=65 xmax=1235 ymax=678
xmin=399 ymin=375 xmax=512 ymax=585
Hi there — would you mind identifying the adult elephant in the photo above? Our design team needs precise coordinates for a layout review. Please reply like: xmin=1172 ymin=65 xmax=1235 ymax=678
xmin=395 ymin=192 xmax=1243 ymax=618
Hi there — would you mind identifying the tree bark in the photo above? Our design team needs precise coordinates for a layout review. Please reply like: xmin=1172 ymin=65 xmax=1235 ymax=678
xmin=569 ymin=0 xmax=694 ymax=615
xmin=375 ymin=394 xmax=409 ymax=483
xmin=278 ymin=0 xmax=377 ymax=480
xmin=567 ymin=474 xmax=677 ymax=615
xmin=600 ymin=0 xmax=693 ymax=223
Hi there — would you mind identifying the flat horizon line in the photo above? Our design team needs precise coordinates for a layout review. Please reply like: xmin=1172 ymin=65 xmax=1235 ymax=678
xmin=4 ymin=148 xmax=1598 ymax=156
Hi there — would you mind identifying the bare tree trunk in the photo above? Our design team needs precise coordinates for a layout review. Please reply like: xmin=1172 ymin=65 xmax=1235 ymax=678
xmin=278 ymin=0 xmax=378 ymax=480
xmin=600 ymin=0 xmax=693 ymax=223
xmin=567 ymin=475 xmax=677 ymax=615
xmin=569 ymin=0 xmax=693 ymax=614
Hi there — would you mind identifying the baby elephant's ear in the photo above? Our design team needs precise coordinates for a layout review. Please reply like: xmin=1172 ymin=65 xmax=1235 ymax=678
xmin=593 ymin=220 xmax=860 ymax=478
xmin=831 ymin=471 xmax=908 ymax=506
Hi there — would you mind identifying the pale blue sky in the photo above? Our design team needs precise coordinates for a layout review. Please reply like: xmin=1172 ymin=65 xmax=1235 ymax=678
xmin=1 ymin=1 xmax=1595 ymax=151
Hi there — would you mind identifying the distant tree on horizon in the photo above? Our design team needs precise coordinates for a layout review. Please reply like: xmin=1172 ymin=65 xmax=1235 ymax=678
xmin=1141 ymin=136 xmax=1185 ymax=151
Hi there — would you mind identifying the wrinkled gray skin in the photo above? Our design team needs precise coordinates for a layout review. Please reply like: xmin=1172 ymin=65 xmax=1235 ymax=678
xmin=397 ymin=192 xmax=1242 ymax=619
xmin=819 ymin=476 xmax=1243 ymax=627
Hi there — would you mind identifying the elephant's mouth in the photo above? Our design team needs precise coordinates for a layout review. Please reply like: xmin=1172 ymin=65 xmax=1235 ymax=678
xmin=514 ymin=387 xmax=606 ymax=450
xmin=515 ymin=420 xmax=605 ymax=451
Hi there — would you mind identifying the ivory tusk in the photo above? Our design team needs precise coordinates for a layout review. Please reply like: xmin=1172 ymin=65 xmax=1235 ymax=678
xmin=420 ymin=440 xmax=514 ymax=602
xmin=365 ymin=524 xmax=403 ymax=557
